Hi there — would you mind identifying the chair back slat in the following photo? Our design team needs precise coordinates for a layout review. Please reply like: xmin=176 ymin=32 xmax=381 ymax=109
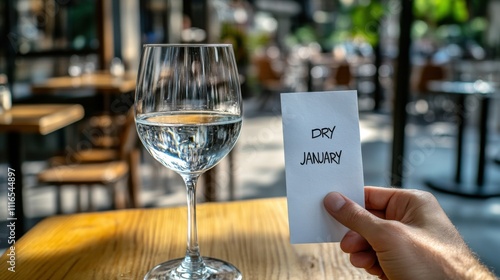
xmin=118 ymin=108 xmax=137 ymax=160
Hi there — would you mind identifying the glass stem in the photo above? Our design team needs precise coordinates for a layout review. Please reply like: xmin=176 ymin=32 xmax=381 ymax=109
xmin=180 ymin=174 xmax=205 ymax=272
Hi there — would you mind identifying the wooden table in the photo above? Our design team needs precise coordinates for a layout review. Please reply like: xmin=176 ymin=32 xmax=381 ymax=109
xmin=0 ymin=197 xmax=374 ymax=279
xmin=31 ymin=72 xmax=136 ymax=95
xmin=0 ymin=104 xmax=85 ymax=236
xmin=31 ymin=72 xmax=136 ymax=114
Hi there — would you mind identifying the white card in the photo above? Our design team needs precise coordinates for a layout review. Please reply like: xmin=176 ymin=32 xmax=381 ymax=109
xmin=281 ymin=91 xmax=365 ymax=244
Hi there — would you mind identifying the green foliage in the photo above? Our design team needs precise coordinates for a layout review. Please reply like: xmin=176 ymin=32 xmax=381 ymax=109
xmin=286 ymin=0 xmax=386 ymax=48
xmin=350 ymin=1 xmax=385 ymax=46
xmin=220 ymin=23 xmax=249 ymax=65
xmin=412 ymin=0 xmax=491 ymax=49
xmin=293 ymin=25 xmax=318 ymax=44
xmin=67 ymin=0 xmax=96 ymax=49
xmin=414 ymin=0 xmax=469 ymax=24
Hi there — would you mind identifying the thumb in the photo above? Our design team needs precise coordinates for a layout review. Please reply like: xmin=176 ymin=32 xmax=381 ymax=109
xmin=323 ymin=192 xmax=381 ymax=238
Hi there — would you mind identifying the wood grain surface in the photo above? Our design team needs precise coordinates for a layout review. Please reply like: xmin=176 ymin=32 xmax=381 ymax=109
xmin=0 ymin=104 xmax=84 ymax=134
xmin=0 ymin=198 xmax=376 ymax=279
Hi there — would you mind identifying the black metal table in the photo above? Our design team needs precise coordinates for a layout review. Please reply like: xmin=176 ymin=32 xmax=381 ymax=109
xmin=425 ymin=80 xmax=500 ymax=198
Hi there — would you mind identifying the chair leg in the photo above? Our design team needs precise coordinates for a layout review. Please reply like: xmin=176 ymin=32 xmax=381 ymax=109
xmin=110 ymin=184 xmax=117 ymax=209
xmin=76 ymin=186 xmax=83 ymax=212
xmin=228 ymin=150 xmax=235 ymax=200
xmin=127 ymin=148 xmax=141 ymax=208
xmin=111 ymin=182 xmax=127 ymax=210
xmin=55 ymin=187 xmax=63 ymax=214
xmin=87 ymin=186 xmax=94 ymax=212
xmin=204 ymin=166 xmax=217 ymax=202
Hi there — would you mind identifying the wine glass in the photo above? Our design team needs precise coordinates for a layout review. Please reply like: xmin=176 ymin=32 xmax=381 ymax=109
xmin=134 ymin=44 xmax=243 ymax=280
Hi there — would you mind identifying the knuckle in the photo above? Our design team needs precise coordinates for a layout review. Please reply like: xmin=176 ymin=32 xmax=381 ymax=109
xmin=407 ymin=189 xmax=438 ymax=204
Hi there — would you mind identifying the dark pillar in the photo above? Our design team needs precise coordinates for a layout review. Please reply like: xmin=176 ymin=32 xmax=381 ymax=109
xmin=183 ymin=0 xmax=209 ymax=43
xmin=390 ymin=0 xmax=413 ymax=187
xmin=4 ymin=0 xmax=17 ymax=96
xmin=112 ymin=0 xmax=122 ymax=59
xmin=96 ymin=0 xmax=114 ymax=69
xmin=372 ymin=43 xmax=383 ymax=111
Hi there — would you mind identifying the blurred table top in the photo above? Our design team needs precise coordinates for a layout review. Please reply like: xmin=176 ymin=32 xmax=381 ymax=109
xmin=427 ymin=80 xmax=498 ymax=96
xmin=0 ymin=104 xmax=84 ymax=134
xmin=31 ymin=72 xmax=136 ymax=94
xmin=0 ymin=197 xmax=374 ymax=280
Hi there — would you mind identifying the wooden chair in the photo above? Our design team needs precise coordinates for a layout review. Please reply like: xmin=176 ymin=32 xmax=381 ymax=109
xmin=202 ymin=149 xmax=236 ymax=202
xmin=49 ymin=111 xmax=134 ymax=165
xmin=253 ymin=55 xmax=287 ymax=110
xmin=410 ymin=61 xmax=448 ymax=118
xmin=83 ymin=113 xmax=128 ymax=148
xmin=324 ymin=62 xmax=353 ymax=90
xmin=38 ymin=109 xmax=140 ymax=213
xmin=414 ymin=62 xmax=447 ymax=94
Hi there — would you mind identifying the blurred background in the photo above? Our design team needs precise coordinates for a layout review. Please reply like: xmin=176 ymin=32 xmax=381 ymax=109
xmin=0 ymin=0 xmax=500 ymax=276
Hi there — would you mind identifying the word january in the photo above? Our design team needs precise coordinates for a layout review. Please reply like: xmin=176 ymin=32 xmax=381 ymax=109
xmin=300 ymin=125 xmax=342 ymax=165
xmin=300 ymin=150 xmax=342 ymax=165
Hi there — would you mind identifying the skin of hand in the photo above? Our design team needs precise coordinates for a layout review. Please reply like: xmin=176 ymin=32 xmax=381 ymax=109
xmin=323 ymin=186 xmax=496 ymax=280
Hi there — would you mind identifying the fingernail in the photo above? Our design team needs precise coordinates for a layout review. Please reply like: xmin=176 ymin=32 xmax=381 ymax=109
xmin=324 ymin=192 xmax=346 ymax=211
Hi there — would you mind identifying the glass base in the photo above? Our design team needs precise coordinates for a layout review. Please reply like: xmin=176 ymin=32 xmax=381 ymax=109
xmin=144 ymin=257 xmax=242 ymax=280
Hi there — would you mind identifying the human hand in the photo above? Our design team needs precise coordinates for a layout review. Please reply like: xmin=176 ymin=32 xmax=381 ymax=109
xmin=323 ymin=186 xmax=495 ymax=280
